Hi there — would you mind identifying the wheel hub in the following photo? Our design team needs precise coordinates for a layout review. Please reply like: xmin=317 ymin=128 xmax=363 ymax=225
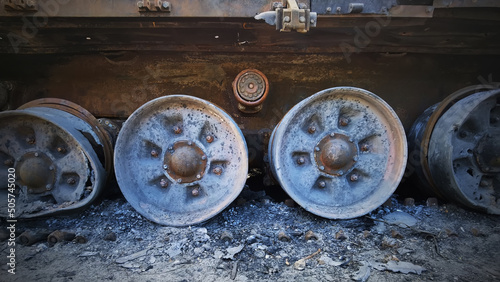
xmin=17 ymin=152 xmax=55 ymax=193
xmin=164 ymin=140 xmax=207 ymax=183
xmin=314 ymin=133 xmax=357 ymax=176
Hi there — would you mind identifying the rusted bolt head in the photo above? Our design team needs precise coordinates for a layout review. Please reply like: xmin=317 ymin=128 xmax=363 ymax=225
xmin=173 ymin=126 xmax=182 ymax=134
xmin=480 ymin=180 xmax=489 ymax=187
xmin=57 ymin=147 xmax=66 ymax=153
xmin=318 ymin=181 xmax=326 ymax=188
xmin=151 ymin=150 xmax=158 ymax=157
xmin=339 ymin=117 xmax=349 ymax=127
xmin=192 ymin=188 xmax=200 ymax=196
xmin=308 ymin=126 xmax=316 ymax=134
xmin=67 ymin=178 xmax=76 ymax=185
xmin=350 ymin=174 xmax=359 ymax=182
xmin=361 ymin=144 xmax=369 ymax=152
xmin=160 ymin=178 xmax=168 ymax=188
xmin=4 ymin=159 xmax=13 ymax=166
xmin=206 ymin=135 xmax=214 ymax=143
xmin=297 ymin=157 xmax=305 ymax=165
xmin=26 ymin=137 xmax=35 ymax=144
xmin=213 ymin=166 xmax=223 ymax=175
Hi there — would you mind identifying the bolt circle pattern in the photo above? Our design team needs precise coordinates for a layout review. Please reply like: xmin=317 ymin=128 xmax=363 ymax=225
xmin=232 ymin=69 xmax=269 ymax=106
xmin=428 ymin=89 xmax=500 ymax=214
xmin=0 ymin=106 xmax=106 ymax=218
xmin=114 ymin=95 xmax=248 ymax=226
xmin=269 ymin=87 xmax=407 ymax=219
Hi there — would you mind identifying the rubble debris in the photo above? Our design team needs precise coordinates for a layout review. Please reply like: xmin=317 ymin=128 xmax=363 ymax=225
xmin=48 ymin=230 xmax=76 ymax=246
xmin=385 ymin=260 xmax=426 ymax=275
xmin=391 ymin=230 xmax=404 ymax=239
xmin=383 ymin=211 xmax=418 ymax=227
xmin=103 ymin=231 xmax=117 ymax=241
xmin=293 ymin=249 xmax=321 ymax=271
xmin=335 ymin=230 xmax=347 ymax=240
xmin=115 ymin=249 xmax=149 ymax=264
xmin=223 ymin=245 xmax=244 ymax=260
xmin=352 ymin=263 xmax=371 ymax=282
xmin=426 ymin=197 xmax=438 ymax=207
xmin=18 ymin=230 xmax=51 ymax=246
xmin=284 ymin=199 xmax=295 ymax=207
xmin=231 ymin=261 xmax=238 ymax=280
xmin=220 ymin=231 xmax=234 ymax=242
xmin=304 ymin=230 xmax=318 ymax=241
xmin=404 ymin=198 xmax=415 ymax=207
xmin=78 ymin=251 xmax=99 ymax=257
xmin=278 ymin=231 xmax=291 ymax=242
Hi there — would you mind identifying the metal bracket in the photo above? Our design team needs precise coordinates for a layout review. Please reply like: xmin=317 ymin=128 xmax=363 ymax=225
xmin=137 ymin=1 xmax=171 ymax=12
xmin=255 ymin=0 xmax=317 ymax=33
xmin=4 ymin=0 xmax=37 ymax=12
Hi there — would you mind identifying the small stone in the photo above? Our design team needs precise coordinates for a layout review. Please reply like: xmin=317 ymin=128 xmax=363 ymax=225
xmin=213 ymin=250 xmax=224 ymax=259
xmin=383 ymin=198 xmax=393 ymax=207
xmin=254 ymin=249 xmax=266 ymax=258
xmin=284 ymin=199 xmax=295 ymax=207
xmin=383 ymin=211 xmax=418 ymax=227
xmin=471 ymin=228 xmax=482 ymax=237
xmin=220 ymin=231 xmax=234 ymax=242
xmin=444 ymin=228 xmax=458 ymax=237
xmin=426 ymin=197 xmax=438 ymax=207
xmin=246 ymin=235 xmax=258 ymax=244
xmin=304 ymin=230 xmax=318 ymax=241
xmin=335 ymin=230 xmax=347 ymax=240
xmin=404 ymin=198 xmax=415 ymax=207
xmin=391 ymin=230 xmax=404 ymax=239
xmin=104 ymin=231 xmax=117 ymax=242
xmin=362 ymin=230 xmax=371 ymax=239
xmin=381 ymin=236 xmax=399 ymax=249
xmin=293 ymin=258 xmax=306 ymax=270
xmin=278 ymin=231 xmax=291 ymax=242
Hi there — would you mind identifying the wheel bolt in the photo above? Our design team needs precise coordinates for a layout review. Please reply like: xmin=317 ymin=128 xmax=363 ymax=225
xmin=160 ymin=178 xmax=168 ymax=188
xmin=57 ymin=147 xmax=66 ymax=153
xmin=163 ymin=164 xmax=168 ymax=170
xmin=353 ymin=156 xmax=358 ymax=162
xmin=308 ymin=126 xmax=316 ymax=134
xmin=350 ymin=174 xmax=359 ymax=181
xmin=330 ymin=133 xmax=335 ymax=138
xmin=187 ymin=141 xmax=192 ymax=146
xmin=196 ymin=174 xmax=201 ymax=179
xmin=192 ymin=188 xmax=200 ymax=196
xmin=201 ymin=155 xmax=207 ymax=160
xmin=151 ymin=150 xmax=158 ymax=157
xmin=480 ymin=180 xmax=489 ymax=187
xmin=339 ymin=117 xmax=349 ymax=126
xmin=26 ymin=137 xmax=35 ymax=144
xmin=338 ymin=171 xmax=344 ymax=176
xmin=177 ymin=179 xmax=182 ymax=183
xmin=361 ymin=144 xmax=369 ymax=152
xmin=315 ymin=147 xmax=320 ymax=152
xmin=49 ymin=166 xmax=54 ymax=171
xmin=67 ymin=178 xmax=76 ymax=185
xmin=319 ymin=165 xmax=325 ymax=171
xmin=206 ymin=135 xmax=214 ymax=143
xmin=46 ymin=184 xmax=52 ymax=190
xmin=4 ymin=159 xmax=13 ymax=166
xmin=34 ymin=152 xmax=39 ymax=157
xmin=318 ymin=181 xmax=326 ymax=188
xmin=173 ymin=126 xmax=182 ymax=134
xmin=213 ymin=166 xmax=223 ymax=175
xmin=297 ymin=157 xmax=305 ymax=165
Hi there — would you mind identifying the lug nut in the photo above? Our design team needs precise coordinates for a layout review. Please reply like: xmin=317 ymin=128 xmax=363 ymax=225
xmin=34 ymin=152 xmax=39 ymax=157
xmin=46 ymin=184 xmax=51 ymax=190
xmin=206 ymin=135 xmax=214 ymax=143
xmin=330 ymin=133 xmax=335 ymax=138
xmin=201 ymin=155 xmax=207 ymax=160
xmin=67 ymin=178 xmax=76 ymax=185
xmin=177 ymin=179 xmax=182 ymax=183
xmin=319 ymin=165 xmax=325 ymax=170
xmin=338 ymin=171 xmax=344 ymax=176
xmin=160 ymin=178 xmax=168 ymax=188
xmin=173 ymin=126 xmax=182 ymax=134
xmin=361 ymin=144 xmax=369 ymax=152
xmin=57 ymin=147 xmax=66 ymax=153
xmin=339 ymin=117 xmax=349 ymax=126
xmin=350 ymin=174 xmax=359 ymax=182
xmin=4 ymin=159 xmax=13 ymax=166
xmin=163 ymin=164 xmax=168 ymax=170
xmin=196 ymin=174 xmax=201 ymax=179
xmin=297 ymin=157 xmax=305 ymax=165
xmin=151 ymin=150 xmax=158 ymax=157
xmin=187 ymin=141 xmax=192 ymax=146
xmin=26 ymin=137 xmax=35 ymax=144
xmin=315 ymin=147 xmax=320 ymax=152
xmin=284 ymin=16 xmax=290 ymax=23
xmin=213 ymin=166 xmax=223 ymax=175
xmin=480 ymin=180 xmax=489 ymax=187
xmin=308 ymin=126 xmax=316 ymax=134
xmin=192 ymin=188 xmax=200 ymax=196
xmin=318 ymin=181 xmax=326 ymax=188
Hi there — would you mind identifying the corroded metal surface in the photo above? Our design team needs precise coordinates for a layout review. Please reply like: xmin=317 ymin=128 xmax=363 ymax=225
xmin=269 ymin=87 xmax=407 ymax=219
xmin=428 ymin=89 xmax=500 ymax=214
xmin=114 ymin=95 xmax=248 ymax=226
xmin=0 ymin=106 xmax=107 ymax=218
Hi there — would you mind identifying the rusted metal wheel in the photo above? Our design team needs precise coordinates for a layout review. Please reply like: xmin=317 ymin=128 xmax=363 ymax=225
xmin=428 ymin=89 xmax=500 ymax=214
xmin=269 ymin=87 xmax=407 ymax=219
xmin=114 ymin=95 xmax=248 ymax=226
xmin=0 ymin=103 xmax=107 ymax=218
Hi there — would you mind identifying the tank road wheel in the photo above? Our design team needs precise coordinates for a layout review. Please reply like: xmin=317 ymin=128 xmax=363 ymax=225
xmin=269 ymin=87 xmax=407 ymax=219
xmin=0 ymin=100 xmax=109 ymax=218
xmin=114 ymin=95 xmax=248 ymax=226
xmin=428 ymin=89 xmax=500 ymax=214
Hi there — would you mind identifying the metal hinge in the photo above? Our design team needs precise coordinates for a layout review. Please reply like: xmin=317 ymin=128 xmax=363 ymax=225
xmin=137 ymin=1 xmax=171 ymax=12
xmin=255 ymin=0 xmax=317 ymax=33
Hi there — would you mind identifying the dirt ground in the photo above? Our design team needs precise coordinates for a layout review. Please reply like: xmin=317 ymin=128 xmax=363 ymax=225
xmin=1 ymin=186 xmax=500 ymax=282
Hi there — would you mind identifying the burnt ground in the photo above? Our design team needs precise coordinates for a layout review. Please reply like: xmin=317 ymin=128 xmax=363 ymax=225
xmin=1 ymin=185 xmax=500 ymax=282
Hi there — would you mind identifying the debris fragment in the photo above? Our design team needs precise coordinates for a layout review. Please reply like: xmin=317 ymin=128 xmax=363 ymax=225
xmin=404 ymin=198 xmax=415 ymax=207
xmin=18 ymin=230 xmax=51 ymax=246
xmin=293 ymin=249 xmax=321 ymax=271
xmin=104 ymin=231 xmax=117 ymax=241
xmin=304 ymin=230 xmax=318 ymax=241
xmin=78 ymin=251 xmax=99 ymax=257
xmin=231 ymin=261 xmax=238 ymax=280
xmin=115 ymin=249 xmax=149 ymax=264
xmin=391 ymin=230 xmax=404 ymax=239
xmin=223 ymin=245 xmax=244 ymax=260
xmin=48 ymin=230 xmax=76 ymax=246
xmin=383 ymin=211 xmax=418 ymax=227
xmin=220 ymin=231 xmax=234 ymax=242
xmin=318 ymin=255 xmax=344 ymax=267
xmin=284 ymin=199 xmax=295 ymax=207
xmin=426 ymin=197 xmax=438 ymax=207
xmin=335 ymin=230 xmax=347 ymax=240
xmin=278 ymin=231 xmax=291 ymax=242
xmin=352 ymin=264 xmax=371 ymax=282
xmin=385 ymin=260 xmax=426 ymax=274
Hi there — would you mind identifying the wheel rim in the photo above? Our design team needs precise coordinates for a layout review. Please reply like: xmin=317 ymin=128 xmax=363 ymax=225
xmin=428 ymin=89 xmax=500 ymax=214
xmin=269 ymin=87 xmax=407 ymax=219
xmin=114 ymin=95 xmax=248 ymax=226
xmin=0 ymin=107 xmax=106 ymax=218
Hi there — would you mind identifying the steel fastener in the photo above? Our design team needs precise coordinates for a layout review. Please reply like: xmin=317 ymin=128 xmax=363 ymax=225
xmin=206 ymin=135 xmax=214 ymax=143
xmin=67 ymin=178 xmax=76 ymax=185
xmin=361 ymin=144 xmax=369 ymax=152
xmin=339 ymin=117 xmax=349 ymax=126
xmin=297 ymin=157 xmax=305 ymax=165
xmin=173 ymin=126 xmax=182 ymax=134
xmin=160 ymin=178 xmax=168 ymax=188
xmin=57 ymin=147 xmax=66 ymax=153
xmin=213 ymin=166 xmax=223 ymax=175
xmin=308 ymin=126 xmax=316 ymax=134
xmin=151 ymin=150 xmax=158 ymax=157
xmin=315 ymin=147 xmax=320 ymax=152
xmin=318 ymin=181 xmax=326 ymax=188
xmin=201 ymin=155 xmax=207 ymax=160
xmin=163 ymin=164 xmax=168 ymax=169
xmin=192 ymin=188 xmax=200 ymax=196
xmin=46 ymin=184 xmax=52 ymax=190
xmin=350 ymin=174 xmax=359 ymax=181
xmin=196 ymin=174 xmax=201 ymax=179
